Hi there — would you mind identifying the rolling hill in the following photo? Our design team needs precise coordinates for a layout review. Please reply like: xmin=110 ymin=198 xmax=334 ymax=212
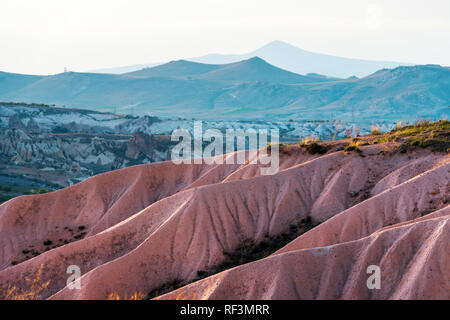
xmin=0 ymin=71 xmax=43 ymax=96
xmin=190 ymin=40 xmax=411 ymax=78
xmin=0 ymin=124 xmax=449 ymax=300
xmin=90 ymin=62 xmax=162 ymax=75
xmin=0 ymin=60 xmax=448 ymax=122
xmin=126 ymin=57 xmax=334 ymax=84
xmin=125 ymin=60 xmax=223 ymax=78
xmin=90 ymin=41 xmax=410 ymax=78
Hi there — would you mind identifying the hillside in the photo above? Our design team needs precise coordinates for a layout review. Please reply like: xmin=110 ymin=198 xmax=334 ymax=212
xmin=274 ymin=64 xmax=450 ymax=121
xmin=90 ymin=63 xmax=162 ymax=75
xmin=125 ymin=60 xmax=223 ymax=78
xmin=0 ymin=102 xmax=384 ymax=200
xmin=192 ymin=57 xmax=332 ymax=83
xmin=0 ymin=121 xmax=448 ymax=300
xmin=95 ymin=41 xmax=409 ymax=78
xmin=190 ymin=40 xmax=411 ymax=78
xmin=0 ymin=62 xmax=448 ymax=122
xmin=0 ymin=72 xmax=43 ymax=95
xmin=128 ymin=57 xmax=333 ymax=84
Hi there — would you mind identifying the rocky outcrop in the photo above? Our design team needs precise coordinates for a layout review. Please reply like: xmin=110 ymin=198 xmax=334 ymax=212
xmin=0 ymin=143 xmax=448 ymax=300
xmin=26 ymin=119 xmax=40 ymax=134
xmin=8 ymin=115 xmax=25 ymax=130
xmin=0 ymin=128 xmax=174 ymax=186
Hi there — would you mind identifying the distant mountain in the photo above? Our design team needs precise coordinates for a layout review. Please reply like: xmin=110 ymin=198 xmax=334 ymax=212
xmin=205 ymin=64 xmax=450 ymax=121
xmin=0 ymin=70 xmax=228 ymax=113
xmin=86 ymin=41 xmax=410 ymax=78
xmin=89 ymin=63 xmax=162 ymax=74
xmin=0 ymin=71 xmax=43 ymax=95
xmin=126 ymin=58 xmax=338 ymax=84
xmin=305 ymin=65 xmax=450 ymax=119
xmin=189 ymin=40 xmax=411 ymax=78
xmin=125 ymin=60 xmax=223 ymax=78
xmin=0 ymin=60 xmax=448 ymax=122
xmin=256 ymin=64 xmax=450 ymax=121
xmin=191 ymin=57 xmax=337 ymax=83
xmin=0 ymin=72 xmax=123 ymax=106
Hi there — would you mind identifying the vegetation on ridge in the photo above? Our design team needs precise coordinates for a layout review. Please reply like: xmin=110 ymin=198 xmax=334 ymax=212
xmin=373 ymin=119 xmax=450 ymax=153
xmin=278 ymin=119 xmax=450 ymax=156
xmin=147 ymin=216 xmax=320 ymax=299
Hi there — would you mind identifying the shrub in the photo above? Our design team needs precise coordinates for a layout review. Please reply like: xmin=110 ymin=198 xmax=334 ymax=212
xmin=299 ymin=136 xmax=318 ymax=146
xmin=371 ymin=127 xmax=380 ymax=135
xmin=38 ymin=188 xmax=48 ymax=194
xmin=298 ymin=136 xmax=328 ymax=155
xmin=344 ymin=144 xmax=362 ymax=153
xmin=145 ymin=216 xmax=320 ymax=299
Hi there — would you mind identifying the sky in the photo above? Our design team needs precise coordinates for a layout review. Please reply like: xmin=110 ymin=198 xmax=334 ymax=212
xmin=1 ymin=0 xmax=449 ymax=75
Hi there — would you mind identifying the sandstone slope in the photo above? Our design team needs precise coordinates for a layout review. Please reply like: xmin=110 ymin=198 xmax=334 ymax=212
xmin=0 ymin=141 xmax=448 ymax=300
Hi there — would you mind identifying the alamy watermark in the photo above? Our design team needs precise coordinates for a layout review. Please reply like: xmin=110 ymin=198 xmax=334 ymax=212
xmin=66 ymin=265 xmax=81 ymax=290
xmin=366 ymin=265 xmax=381 ymax=290
xmin=170 ymin=121 xmax=280 ymax=175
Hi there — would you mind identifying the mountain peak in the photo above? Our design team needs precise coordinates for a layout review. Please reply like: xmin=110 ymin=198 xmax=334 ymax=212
xmin=243 ymin=56 xmax=266 ymax=64
xmin=167 ymin=59 xmax=197 ymax=65
xmin=125 ymin=59 xmax=222 ymax=78
xmin=257 ymin=40 xmax=306 ymax=53
xmin=264 ymin=40 xmax=295 ymax=47
xmin=192 ymin=56 xmax=316 ymax=83
xmin=189 ymin=40 xmax=410 ymax=78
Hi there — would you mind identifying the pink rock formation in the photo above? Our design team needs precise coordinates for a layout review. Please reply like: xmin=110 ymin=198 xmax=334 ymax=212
xmin=0 ymin=144 xmax=448 ymax=300
xmin=159 ymin=208 xmax=449 ymax=300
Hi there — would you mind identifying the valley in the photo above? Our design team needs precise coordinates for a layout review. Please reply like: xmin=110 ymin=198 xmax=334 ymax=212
xmin=0 ymin=120 xmax=448 ymax=299
xmin=0 ymin=101 xmax=394 ymax=201
xmin=0 ymin=35 xmax=449 ymax=302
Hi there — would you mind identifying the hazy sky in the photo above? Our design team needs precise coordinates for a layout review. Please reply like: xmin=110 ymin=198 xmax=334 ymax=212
xmin=1 ymin=0 xmax=449 ymax=75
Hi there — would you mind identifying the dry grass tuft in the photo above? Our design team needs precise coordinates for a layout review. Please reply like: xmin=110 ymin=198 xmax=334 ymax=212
xmin=5 ymin=264 xmax=50 ymax=300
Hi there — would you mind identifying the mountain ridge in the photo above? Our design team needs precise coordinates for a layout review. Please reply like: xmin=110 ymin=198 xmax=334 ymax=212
xmin=0 ymin=61 xmax=448 ymax=122
xmin=125 ymin=57 xmax=338 ymax=84
xmin=88 ymin=40 xmax=412 ymax=78
xmin=190 ymin=40 xmax=412 ymax=78
xmin=0 ymin=128 xmax=448 ymax=299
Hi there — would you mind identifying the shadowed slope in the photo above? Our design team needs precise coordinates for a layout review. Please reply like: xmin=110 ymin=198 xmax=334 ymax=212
xmin=157 ymin=208 xmax=449 ymax=300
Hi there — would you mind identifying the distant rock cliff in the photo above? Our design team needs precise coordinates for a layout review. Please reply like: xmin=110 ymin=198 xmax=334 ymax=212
xmin=0 ymin=102 xmax=394 ymax=187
